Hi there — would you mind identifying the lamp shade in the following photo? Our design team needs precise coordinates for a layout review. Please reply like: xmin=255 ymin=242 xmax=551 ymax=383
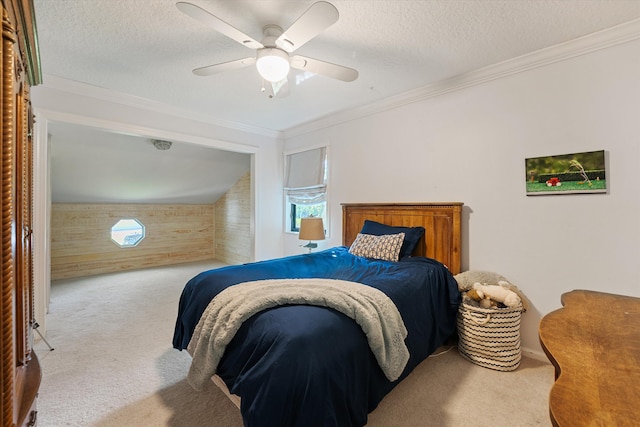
xmin=298 ymin=217 xmax=325 ymax=241
xmin=256 ymin=48 xmax=290 ymax=82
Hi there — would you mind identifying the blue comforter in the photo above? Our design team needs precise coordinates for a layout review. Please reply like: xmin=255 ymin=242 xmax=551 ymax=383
xmin=173 ymin=247 xmax=460 ymax=427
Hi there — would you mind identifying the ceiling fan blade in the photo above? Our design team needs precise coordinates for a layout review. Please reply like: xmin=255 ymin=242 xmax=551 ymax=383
xmin=276 ymin=1 xmax=339 ymax=53
xmin=193 ymin=57 xmax=255 ymax=76
xmin=176 ymin=2 xmax=263 ymax=50
xmin=291 ymin=55 xmax=358 ymax=82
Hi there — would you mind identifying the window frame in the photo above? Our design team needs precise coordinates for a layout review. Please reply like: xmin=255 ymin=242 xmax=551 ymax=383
xmin=289 ymin=202 xmax=327 ymax=233
xmin=110 ymin=218 xmax=145 ymax=248
xmin=284 ymin=145 xmax=329 ymax=235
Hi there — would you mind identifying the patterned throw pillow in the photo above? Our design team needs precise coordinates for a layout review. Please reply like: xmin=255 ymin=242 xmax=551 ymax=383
xmin=360 ymin=220 xmax=425 ymax=259
xmin=348 ymin=232 xmax=405 ymax=262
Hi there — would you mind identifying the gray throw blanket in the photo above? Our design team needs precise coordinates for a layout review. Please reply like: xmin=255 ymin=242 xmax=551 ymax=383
xmin=186 ymin=278 xmax=409 ymax=390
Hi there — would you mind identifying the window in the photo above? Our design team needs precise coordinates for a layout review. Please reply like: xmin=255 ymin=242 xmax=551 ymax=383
xmin=284 ymin=147 xmax=327 ymax=232
xmin=111 ymin=218 xmax=145 ymax=247
xmin=290 ymin=202 xmax=326 ymax=232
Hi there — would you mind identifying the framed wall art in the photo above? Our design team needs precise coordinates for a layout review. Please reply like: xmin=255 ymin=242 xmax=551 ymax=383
xmin=525 ymin=150 xmax=607 ymax=195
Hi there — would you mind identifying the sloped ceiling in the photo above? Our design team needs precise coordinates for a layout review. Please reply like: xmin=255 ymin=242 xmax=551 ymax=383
xmin=33 ymin=0 xmax=640 ymax=203
xmin=47 ymin=121 xmax=251 ymax=204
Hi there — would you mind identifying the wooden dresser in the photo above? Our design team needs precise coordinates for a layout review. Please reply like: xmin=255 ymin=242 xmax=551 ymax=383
xmin=538 ymin=290 xmax=640 ymax=426
xmin=0 ymin=0 xmax=42 ymax=426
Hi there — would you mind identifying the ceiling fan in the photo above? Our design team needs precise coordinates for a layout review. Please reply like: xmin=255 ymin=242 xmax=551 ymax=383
xmin=176 ymin=1 xmax=358 ymax=97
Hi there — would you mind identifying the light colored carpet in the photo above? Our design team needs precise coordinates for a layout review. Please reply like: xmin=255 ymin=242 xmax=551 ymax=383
xmin=35 ymin=262 xmax=554 ymax=427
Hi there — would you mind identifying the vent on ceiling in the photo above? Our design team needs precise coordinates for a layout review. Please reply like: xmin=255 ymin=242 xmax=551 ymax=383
xmin=152 ymin=139 xmax=172 ymax=150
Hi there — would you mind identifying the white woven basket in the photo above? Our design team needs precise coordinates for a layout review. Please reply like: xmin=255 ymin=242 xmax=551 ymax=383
xmin=456 ymin=300 xmax=523 ymax=371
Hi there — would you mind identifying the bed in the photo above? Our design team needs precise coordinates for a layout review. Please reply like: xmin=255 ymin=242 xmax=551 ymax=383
xmin=173 ymin=202 xmax=463 ymax=427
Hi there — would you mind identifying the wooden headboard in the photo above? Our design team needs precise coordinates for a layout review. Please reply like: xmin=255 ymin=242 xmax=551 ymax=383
xmin=342 ymin=203 xmax=463 ymax=274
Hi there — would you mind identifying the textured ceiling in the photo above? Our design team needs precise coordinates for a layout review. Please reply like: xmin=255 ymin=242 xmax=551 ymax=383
xmin=32 ymin=0 xmax=640 ymax=204
xmin=34 ymin=0 xmax=640 ymax=132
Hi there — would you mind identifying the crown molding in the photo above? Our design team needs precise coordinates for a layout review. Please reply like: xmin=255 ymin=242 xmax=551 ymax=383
xmin=39 ymin=74 xmax=283 ymax=139
xmin=283 ymin=18 xmax=640 ymax=139
xmin=38 ymin=17 xmax=640 ymax=142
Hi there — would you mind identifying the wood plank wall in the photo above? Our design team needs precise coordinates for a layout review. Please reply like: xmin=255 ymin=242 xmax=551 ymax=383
xmin=51 ymin=204 xmax=215 ymax=280
xmin=50 ymin=172 xmax=253 ymax=280
xmin=215 ymin=172 xmax=252 ymax=265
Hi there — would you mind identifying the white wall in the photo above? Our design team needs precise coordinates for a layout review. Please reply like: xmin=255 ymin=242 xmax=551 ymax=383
xmin=283 ymin=38 xmax=640 ymax=357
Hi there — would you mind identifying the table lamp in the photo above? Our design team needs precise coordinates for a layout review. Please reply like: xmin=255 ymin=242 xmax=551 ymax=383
xmin=299 ymin=217 xmax=325 ymax=253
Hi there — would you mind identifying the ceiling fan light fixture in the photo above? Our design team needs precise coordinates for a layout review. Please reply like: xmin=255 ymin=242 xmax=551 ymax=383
xmin=256 ymin=48 xmax=290 ymax=82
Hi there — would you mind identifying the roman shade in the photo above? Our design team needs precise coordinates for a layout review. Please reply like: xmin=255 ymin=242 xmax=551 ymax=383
xmin=284 ymin=147 xmax=327 ymax=204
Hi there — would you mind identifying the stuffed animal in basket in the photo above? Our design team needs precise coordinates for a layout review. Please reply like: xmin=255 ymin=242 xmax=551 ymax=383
xmin=465 ymin=287 xmax=496 ymax=308
xmin=454 ymin=270 xmax=529 ymax=311
xmin=472 ymin=282 xmax=521 ymax=308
